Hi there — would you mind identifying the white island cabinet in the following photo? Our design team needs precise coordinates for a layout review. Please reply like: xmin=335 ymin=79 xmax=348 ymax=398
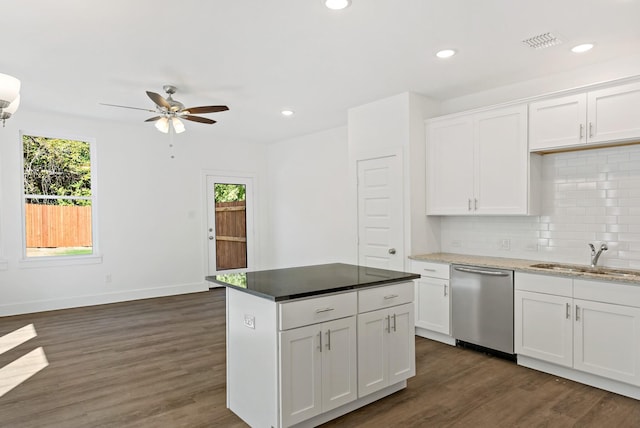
xmin=211 ymin=263 xmax=418 ymax=428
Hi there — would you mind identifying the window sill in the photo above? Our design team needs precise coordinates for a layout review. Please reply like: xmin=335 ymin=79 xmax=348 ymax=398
xmin=18 ymin=254 xmax=103 ymax=269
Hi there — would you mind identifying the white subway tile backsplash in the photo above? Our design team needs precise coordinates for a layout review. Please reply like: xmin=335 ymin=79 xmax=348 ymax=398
xmin=440 ymin=144 xmax=640 ymax=267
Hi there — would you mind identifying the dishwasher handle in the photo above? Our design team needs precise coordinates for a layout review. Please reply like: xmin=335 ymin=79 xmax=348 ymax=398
xmin=453 ymin=266 xmax=510 ymax=277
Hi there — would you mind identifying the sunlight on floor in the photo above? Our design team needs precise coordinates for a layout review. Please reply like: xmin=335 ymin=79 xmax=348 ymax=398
xmin=0 ymin=324 xmax=37 ymax=354
xmin=0 ymin=325 xmax=49 ymax=397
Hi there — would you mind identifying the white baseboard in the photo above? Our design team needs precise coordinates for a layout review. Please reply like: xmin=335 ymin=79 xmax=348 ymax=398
xmin=0 ymin=281 xmax=209 ymax=317
xmin=415 ymin=327 xmax=456 ymax=346
xmin=518 ymin=355 xmax=640 ymax=400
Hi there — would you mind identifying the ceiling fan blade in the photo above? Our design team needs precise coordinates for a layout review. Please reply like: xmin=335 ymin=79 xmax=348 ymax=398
xmin=182 ymin=115 xmax=216 ymax=124
xmin=183 ymin=105 xmax=229 ymax=114
xmin=99 ymin=103 xmax=157 ymax=113
xmin=146 ymin=91 xmax=171 ymax=109
xmin=144 ymin=116 xmax=164 ymax=122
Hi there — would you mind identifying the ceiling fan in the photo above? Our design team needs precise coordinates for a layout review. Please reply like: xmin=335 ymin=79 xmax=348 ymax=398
xmin=100 ymin=85 xmax=229 ymax=133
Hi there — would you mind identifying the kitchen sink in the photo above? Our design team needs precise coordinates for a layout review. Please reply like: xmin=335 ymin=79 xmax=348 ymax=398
xmin=529 ymin=263 xmax=640 ymax=279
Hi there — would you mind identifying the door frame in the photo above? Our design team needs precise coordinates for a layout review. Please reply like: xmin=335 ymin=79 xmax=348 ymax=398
xmin=202 ymin=171 xmax=257 ymax=278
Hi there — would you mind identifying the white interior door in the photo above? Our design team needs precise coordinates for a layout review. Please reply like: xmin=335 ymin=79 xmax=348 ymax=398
xmin=357 ymin=155 xmax=404 ymax=271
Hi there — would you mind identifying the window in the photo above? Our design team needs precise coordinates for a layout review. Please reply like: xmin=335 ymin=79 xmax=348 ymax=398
xmin=21 ymin=133 xmax=97 ymax=259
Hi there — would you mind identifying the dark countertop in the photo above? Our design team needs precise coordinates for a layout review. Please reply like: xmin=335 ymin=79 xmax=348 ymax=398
xmin=206 ymin=263 xmax=419 ymax=301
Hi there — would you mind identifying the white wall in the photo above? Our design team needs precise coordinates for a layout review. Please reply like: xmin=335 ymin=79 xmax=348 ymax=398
xmin=440 ymin=53 xmax=640 ymax=114
xmin=348 ymin=92 xmax=441 ymax=269
xmin=440 ymin=144 xmax=640 ymax=269
xmin=0 ymin=108 xmax=268 ymax=316
xmin=265 ymin=127 xmax=356 ymax=268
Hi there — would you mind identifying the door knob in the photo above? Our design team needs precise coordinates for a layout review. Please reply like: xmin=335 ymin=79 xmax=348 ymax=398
xmin=388 ymin=248 xmax=396 ymax=255
xmin=209 ymin=236 xmax=214 ymax=240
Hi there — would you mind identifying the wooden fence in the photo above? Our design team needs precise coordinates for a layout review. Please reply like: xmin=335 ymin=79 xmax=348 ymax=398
xmin=215 ymin=200 xmax=247 ymax=270
xmin=25 ymin=204 xmax=92 ymax=248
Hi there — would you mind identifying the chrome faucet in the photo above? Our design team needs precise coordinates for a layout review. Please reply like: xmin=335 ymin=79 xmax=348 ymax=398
xmin=588 ymin=243 xmax=608 ymax=268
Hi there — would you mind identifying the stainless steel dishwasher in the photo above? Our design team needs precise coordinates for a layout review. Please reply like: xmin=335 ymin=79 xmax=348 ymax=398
xmin=451 ymin=264 xmax=514 ymax=357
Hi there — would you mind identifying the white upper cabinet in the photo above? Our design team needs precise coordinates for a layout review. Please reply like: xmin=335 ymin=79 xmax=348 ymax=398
xmin=427 ymin=104 xmax=537 ymax=215
xmin=529 ymin=81 xmax=640 ymax=151
xmin=529 ymin=94 xmax=587 ymax=150
xmin=426 ymin=116 xmax=474 ymax=215
xmin=588 ymin=82 xmax=640 ymax=144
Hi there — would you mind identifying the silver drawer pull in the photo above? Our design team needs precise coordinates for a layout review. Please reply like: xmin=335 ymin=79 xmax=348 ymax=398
xmin=315 ymin=307 xmax=335 ymax=314
xmin=384 ymin=294 xmax=399 ymax=300
xmin=423 ymin=268 xmax=437 ymax=272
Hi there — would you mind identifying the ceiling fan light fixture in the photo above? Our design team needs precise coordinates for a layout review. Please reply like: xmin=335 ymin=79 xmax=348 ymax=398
xmin=172 ymin=117 xmax=186 ymax=134
xmin=325 ymin=0 xmax=351 ymax=10
xmin=0 ymin=73 xmax=20 ymax=108
xmin=4 ymin=94 xmax=20 ymax=114
xmin=155 ymin=117 xmax=170 ymax=133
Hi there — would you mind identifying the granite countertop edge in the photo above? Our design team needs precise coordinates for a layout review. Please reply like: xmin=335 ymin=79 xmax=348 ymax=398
xmin=209 ymin=274 xmax=420 ymax=302
xmin=409 ymin=252 xmax=640 ymax=286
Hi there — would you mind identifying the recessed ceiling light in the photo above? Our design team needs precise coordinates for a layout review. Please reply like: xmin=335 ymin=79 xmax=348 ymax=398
xmin=436 ymin=49 xmax=456 ymax=59
xmin=571 ymin=43 xmax=594 ymax=53
xmin=281 ymin=109 xmax=294 ymax=117
xmin=325 ymin=0 xmax=351 ymax=10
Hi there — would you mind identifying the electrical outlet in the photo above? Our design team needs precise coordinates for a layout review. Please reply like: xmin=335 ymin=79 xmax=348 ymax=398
xmin=244 ymin=314 xmax=255 ymax=329
xmin=500 ymin=239 xmax=511 ymax=250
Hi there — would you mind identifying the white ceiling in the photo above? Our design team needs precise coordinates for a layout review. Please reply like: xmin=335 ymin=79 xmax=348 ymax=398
xmin=4 ymin=0 xmax=640 ymax=144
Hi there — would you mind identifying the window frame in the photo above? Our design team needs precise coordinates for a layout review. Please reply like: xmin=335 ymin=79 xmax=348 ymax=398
xmin=18 ymin=130 xmax=101 ymax=267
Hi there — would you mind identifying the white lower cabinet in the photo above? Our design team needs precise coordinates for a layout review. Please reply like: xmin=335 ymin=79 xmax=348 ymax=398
xmin=357 ymin=303 xmax=415 ymax=397
xmin=573 ymin=298 xmax=640 ymax=385
xmin=515 ymin=273 xmax=640 ymax=395
xmin=515 ymin=290 xmax=573 ymax=367
xmin=280 ymin=316 xmax=357 ymax=427
xmin=414 ymin=276 xmax=449 ymax=334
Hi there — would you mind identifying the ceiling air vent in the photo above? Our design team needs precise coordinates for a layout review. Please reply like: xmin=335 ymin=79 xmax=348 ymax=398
xmin=522 ymin=32 xmax=562 ymax=50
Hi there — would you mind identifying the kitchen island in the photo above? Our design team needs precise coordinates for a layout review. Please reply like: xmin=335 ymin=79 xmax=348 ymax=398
xmin=207 ymin=263 xmax=419 ymax=428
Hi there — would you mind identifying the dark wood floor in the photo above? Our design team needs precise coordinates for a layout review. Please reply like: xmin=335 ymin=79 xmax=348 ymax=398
xmin=1 ymin=289 xmax=638 ymax=427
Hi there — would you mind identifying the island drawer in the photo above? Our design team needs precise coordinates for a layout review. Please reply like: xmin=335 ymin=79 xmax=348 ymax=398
xmin=358 ymin=281 xmax=414 ymax=313
xmin=279 ymin=291 xmax=357 ymax=330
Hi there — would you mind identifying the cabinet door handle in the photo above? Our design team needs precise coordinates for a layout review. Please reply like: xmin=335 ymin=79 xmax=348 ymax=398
xmin=315 ymin=307 xmax=334 ymax=314
xmin=326 ymin=329 xmax=331 ymax=351
xmin=474 ymin=198 xmax=478 ymax=211
xmin=392 ymin=313 xmax=397 ymax=332
xmin=386 ymin=315 xmax=391 ymax=333
xmin=444 ymin=284 xmax=448 ymax=297
xmin=566 ymin=303 xmax=571 ymax=319
xmin=579 ymin=123 xmax=584 ymax=139
xmin=384 ymin=294 xmax=398 ymax=300
xmin=468 ymin=198 xmax=472 ymax=211
xmin=589 ymin=122 xmax=593 ymax=138
xmin=318 ymin=331 xmax=323 ymax=352
xmin=575 ymin=305 xmax=580 ymax=321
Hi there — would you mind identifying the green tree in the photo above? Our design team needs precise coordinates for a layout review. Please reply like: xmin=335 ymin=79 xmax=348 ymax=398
xmin=215 ymin=183 xmax=246 ymax=203
xmin=23 ymin=135 xmax=91 ymax=206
